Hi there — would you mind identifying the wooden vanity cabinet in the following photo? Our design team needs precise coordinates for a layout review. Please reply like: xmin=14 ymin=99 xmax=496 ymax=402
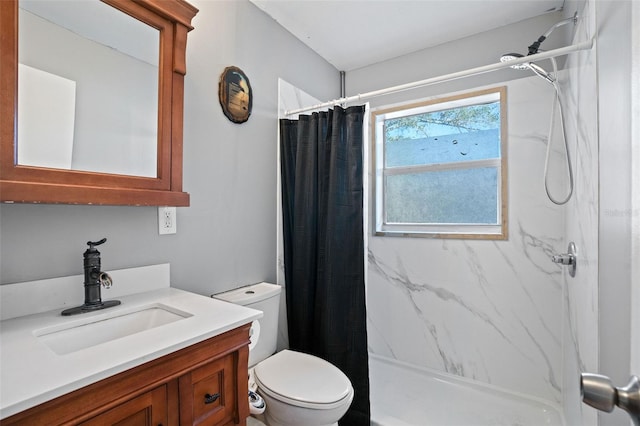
xmin=179 ymin=353 xmax=237 ymax=425
xmin=2 ymin=325 xmax=250 ymax=426
xmin=80 ymin=385 xmax=169 ymax=426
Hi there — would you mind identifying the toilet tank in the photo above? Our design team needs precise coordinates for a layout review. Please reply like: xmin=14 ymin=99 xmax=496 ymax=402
xmin=212 ymin=282 xmax=281 ymax=367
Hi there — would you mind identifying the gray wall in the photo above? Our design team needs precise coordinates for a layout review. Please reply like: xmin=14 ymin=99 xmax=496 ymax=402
xmin=0 ymin=0 xmax=338 ymax=297
xmin=346 ymin=11 xmax=570 ymax=107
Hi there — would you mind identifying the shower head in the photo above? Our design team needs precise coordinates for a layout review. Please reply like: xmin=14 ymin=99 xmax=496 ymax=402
xmin=500 ymin=53 xmax=556 ymax=84
xmin=500 ymin=53 xmax=529 ymax=70
xmin=499 ymin=13 xmax=577 ymax=84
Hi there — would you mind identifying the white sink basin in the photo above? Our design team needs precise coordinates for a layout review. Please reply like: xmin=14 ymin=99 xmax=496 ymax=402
xmin=34 ymin=304 xmax=192 ymax=355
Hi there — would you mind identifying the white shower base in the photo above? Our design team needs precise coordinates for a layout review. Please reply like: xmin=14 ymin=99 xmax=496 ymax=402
xmin=369 ymin=354 xmax=563 ymax=426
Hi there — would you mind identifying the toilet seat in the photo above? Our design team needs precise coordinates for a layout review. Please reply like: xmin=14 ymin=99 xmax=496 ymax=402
xmin=253 ymin=349 xmax=353 ymax=410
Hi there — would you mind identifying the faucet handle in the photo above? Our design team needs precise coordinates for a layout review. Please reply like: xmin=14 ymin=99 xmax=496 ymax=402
xmin=87 ymin=238 xmax=107 ymax=249
xmin=99 ymin=272 xmax=113 ymax=289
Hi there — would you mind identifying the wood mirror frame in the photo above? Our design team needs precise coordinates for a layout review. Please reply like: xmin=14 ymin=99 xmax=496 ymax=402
xmin=0 ymin=0 xmax=198 ymax=206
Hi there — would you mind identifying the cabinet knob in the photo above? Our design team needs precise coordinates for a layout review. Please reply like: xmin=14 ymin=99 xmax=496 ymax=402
xmin=204 ymin=393 xmax=220 ymax=404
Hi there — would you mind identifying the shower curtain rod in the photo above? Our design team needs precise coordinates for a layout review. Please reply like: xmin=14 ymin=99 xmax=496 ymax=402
xmin=284 ymin=39 xmax=594 ymax=116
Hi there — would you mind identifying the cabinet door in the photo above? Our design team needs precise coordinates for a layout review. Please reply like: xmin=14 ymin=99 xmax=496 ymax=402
xmin=179 ymin=354 xmax=237 ymax=426
xmin=80 ymin=385 xmax=168 ymax=426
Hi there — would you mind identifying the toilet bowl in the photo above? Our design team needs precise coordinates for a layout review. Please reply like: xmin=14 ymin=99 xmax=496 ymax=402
xmin=254 ymin=349 xmax=354 ymax=426
xmin=212 ymin=283 xmax=354 ymax=426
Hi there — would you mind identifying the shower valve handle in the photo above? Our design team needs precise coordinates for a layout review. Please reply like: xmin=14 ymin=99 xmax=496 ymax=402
xmin=551 ymin=253 xmax=575 ymax=265
xmin=551 ymin=242 xmax=577 ymax=277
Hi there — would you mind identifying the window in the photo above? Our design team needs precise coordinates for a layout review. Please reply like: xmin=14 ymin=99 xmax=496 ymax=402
xmin=372 ymin=87 xmax=507 ymax=239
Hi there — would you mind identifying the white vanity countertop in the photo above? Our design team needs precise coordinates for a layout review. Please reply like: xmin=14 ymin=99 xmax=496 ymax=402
xmin=0 ymin=287 xmax=262 ymax=419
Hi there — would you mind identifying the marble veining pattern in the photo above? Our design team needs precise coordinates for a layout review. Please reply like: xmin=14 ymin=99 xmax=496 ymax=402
xmin=560 ymin=1 xmax=599 ymax=423
xmin=367 ymin=77 xmax=566 ymax=403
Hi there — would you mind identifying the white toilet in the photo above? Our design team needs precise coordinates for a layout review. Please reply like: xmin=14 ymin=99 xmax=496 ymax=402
xmin=213 ymin=283 xmax=354 ymax=426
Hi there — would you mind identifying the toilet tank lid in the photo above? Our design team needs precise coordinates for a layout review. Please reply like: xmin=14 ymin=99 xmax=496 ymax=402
xmin=212 ymin=282 xmax=281 ymax=306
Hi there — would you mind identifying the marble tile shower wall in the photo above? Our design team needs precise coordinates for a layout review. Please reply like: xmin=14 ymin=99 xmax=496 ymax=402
xmin=367 ymin=77 xmax=568 ymax=403
xmin=560 ymin=1 xmax=599 ymax=423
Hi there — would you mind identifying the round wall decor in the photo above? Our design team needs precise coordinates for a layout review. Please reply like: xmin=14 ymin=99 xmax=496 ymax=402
xmin=218 ymin=66 xmax=253 ymax=123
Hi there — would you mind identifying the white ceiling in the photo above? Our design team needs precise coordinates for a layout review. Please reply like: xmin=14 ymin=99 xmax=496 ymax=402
xmin=249 ymin=0 xmax=565 ymax=71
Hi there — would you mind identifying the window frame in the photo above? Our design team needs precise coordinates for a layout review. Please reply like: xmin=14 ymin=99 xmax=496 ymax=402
xmin=371 ymin=86 xmax=508 ymax=239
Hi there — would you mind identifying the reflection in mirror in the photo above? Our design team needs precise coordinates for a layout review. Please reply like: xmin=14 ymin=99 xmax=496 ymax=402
xmin=18 ymin=0 xmax=159 ymax=177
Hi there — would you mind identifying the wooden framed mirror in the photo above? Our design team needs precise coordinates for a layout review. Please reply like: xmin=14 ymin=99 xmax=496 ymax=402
xmin=0 ymin=0 xmax=198 ymax=206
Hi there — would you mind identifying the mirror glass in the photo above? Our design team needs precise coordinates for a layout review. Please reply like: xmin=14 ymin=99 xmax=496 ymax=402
xmin=18 ymin=0 xmax=159 ymax=178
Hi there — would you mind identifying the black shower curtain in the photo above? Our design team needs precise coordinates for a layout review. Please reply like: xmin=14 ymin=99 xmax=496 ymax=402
xmin=279 ymin=105 xmax=370 ymax=426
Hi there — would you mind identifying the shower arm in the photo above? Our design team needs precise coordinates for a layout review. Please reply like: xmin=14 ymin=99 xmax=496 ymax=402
xmin=528 ymin=12 xmax=579 ymax=55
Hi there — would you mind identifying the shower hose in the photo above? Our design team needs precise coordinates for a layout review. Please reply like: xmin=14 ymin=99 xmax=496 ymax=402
xmin=543 ymin=56 xmax=574 ymax=205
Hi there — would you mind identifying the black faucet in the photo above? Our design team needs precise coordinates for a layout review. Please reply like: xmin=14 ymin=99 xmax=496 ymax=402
xmin=61 ymin=238 xmax=121 ymax=316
